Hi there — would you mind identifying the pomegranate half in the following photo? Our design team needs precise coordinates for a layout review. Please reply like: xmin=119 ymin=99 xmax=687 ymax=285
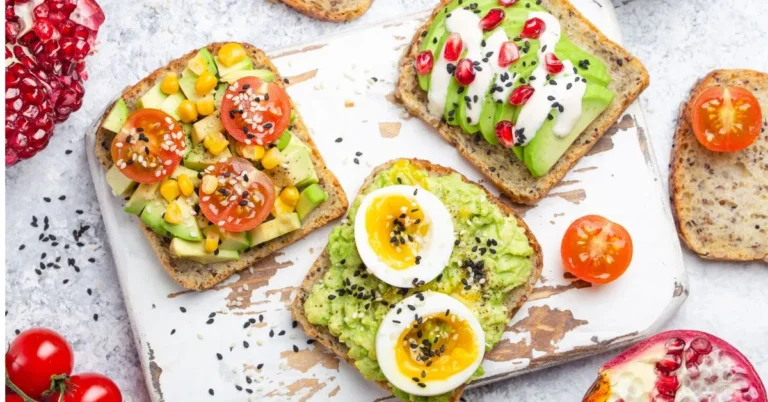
xmin=584 ymin=330 xmax=766 ymax=402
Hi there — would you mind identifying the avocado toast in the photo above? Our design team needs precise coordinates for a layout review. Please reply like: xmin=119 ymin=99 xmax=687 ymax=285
xmin=292 ymin=159 xmax=543 ymax=402
xmin=94 ymin=42 xmax=348 ymax=291
xmin=396 ymin=0 xmax=649 ymax=204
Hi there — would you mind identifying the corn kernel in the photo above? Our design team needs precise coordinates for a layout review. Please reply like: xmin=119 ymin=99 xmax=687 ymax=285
xmin=236 ymin=143 xmax=265 ymax=161
xmin=272 ymin=196 xmax=294 ymax=217
xmin=195 ymin=71 xmax=217 ymax=96
xmin=261 ymin=147 xmax=282 ymax=170
xmin=164 ymin=201 xmax=183 ymax=224
xmin=204 ymin=231 xmax=220 ymax=253
xmin=178 ymin=100 xmax=198 ymax=123
xmin=196 ymin=95 xmax=215 ymax=116
xmin=160 ymin=73 xmax=179 ymax=95
xmin=177 ymin=174 xmax=194 ymax=196
xmin=203 ymin=131 xmax=229 ymax=155
xmin=160 ymin=179 xmax=180 ymax=202
xmin=280 ymin=186 xmax=300 ymax=207
xmin=218 ymin=43 xmax=246 ymax=68
xmin=201 ymin=175 xmax=218 ymax=195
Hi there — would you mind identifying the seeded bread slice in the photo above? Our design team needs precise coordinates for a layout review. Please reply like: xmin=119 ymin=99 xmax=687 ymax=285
xmin=395 ymin=0 xmax=650 ymax=204
xmin=670 ymin=69 xmax=768 ymax=262
xmin=276 ymin=0 xmax=372 ymax=22
xmin=93 ymin=42 xmax=348 ymax=290
xmin=290 ymin=158 xmax=544 ymax=402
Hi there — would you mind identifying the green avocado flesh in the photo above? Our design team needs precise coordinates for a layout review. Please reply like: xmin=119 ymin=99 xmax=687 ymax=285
xmin=418 ymin=0 xmax=614 ymax=177
xmin=303 ymin=161 xmax=534 ymax=402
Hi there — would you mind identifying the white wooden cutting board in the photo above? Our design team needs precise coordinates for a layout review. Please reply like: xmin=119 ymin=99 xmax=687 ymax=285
xmin=85 ymin=1 xmax=688 ymax=400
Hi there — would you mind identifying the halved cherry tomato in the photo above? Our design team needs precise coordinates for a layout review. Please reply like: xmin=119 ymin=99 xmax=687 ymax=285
xmin=561 ymin=215 xmax=633 ymax=285
xmin=199 ymin=157 xmax=275 ymax=232
xmin=220 ymin=77 xmax=291 ymax=146
xmin=691 ymin=86 xmax=762 ymax=152
xmin=50 ymin=373 xmax=122 ymax=402
xmin=110 ymin=109 xmax=186 ymax=183
xmin=5 ymin=328 xmax=74 ymax=399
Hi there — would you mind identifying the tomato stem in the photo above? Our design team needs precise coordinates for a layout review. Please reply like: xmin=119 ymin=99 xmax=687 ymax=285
xmin=5 ymin=372 xmax=38 ymax=402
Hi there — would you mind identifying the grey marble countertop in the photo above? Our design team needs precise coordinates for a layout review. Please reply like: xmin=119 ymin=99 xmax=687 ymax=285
xmin=5 ymin=0 xmax=767 ymax=400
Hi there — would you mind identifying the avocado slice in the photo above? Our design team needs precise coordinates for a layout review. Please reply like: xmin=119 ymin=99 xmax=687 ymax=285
xmin=556 ymin=38 xmax=611 ymax=86
xmin=295 ymin=184 xmax=328 ymax=221
xmin=183 ymin=142 xmax=232 ymax=171
xmin=170 ymin=165 xmax=201 ymax=187
xmin=162 ymin=198 xmax=202 ymax=241
xmin=102 ymin=99 xmax=129 ymax=133
xmin=181 ymin=67 xmax=198 ymax=79
xmin=248 ymin=213 xmax=301 ymax=247
xmin=141 ymin=199 xmax=170 ymax=237
xmin=213 ymin=84 xmax=227 ymax=110
xmin=137 ymin=82 xmax=168 ymax=109
xmin=275 ymin=139 xmax=318 ymax=189
xmin=220 ymin=69 xmax=275 ymax=84
xmin=198 ymin=48 xmax=218 ymax=75
xmin=160 ymin=92 xmax=186 ymax=121
xmin=443 ymin=77 xmax=462 ymax=126
xmin=105 ymin=165 xmax=137 ymax=197
xmin=179 ymin=76 xmax=204 ymax=103
xmin=124 ymin=182 xmax=160 ymax=215
xmin=170 ymin=237 xmax=239 ymax=264
xmin=275 ymin=131 xmax=293 ymax=151
xmin=478 ymin=91 xmax=500 ymax=145
xmin=204 ymin=227 xmax=250 ymax=251
xmin=215 ymin=56 xmax=253 ymax=79
xmin=192 ymin=112 xmax=223 ymax=144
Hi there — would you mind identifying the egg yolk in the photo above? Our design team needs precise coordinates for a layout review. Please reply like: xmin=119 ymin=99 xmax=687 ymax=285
xmin=365 ymin=194 xmax=429 ymax=270
xmin=395 ymin=313 xmax=478 ymax=382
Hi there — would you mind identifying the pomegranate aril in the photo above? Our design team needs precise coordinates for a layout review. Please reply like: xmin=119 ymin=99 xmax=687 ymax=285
xmin=656 ymin=353 xmax=682 ymax=373
xmin=690 ymin=337 xmax=713 ymax=355
xmin=74 ymin=40 xmax=89 ymax=59
xmin=32 ymin=19 xmax=57 ymax=41
xmin=443 ymin=33 xmax=463 ymax=62
xmin=655 ymin=375 xmax=680 ymax=396
xmin=498 ymin=0 xmax=519 ymax=5
xmin=48 ymin=11 xmax=67 ymax=24
xmin=33 ymin=3 xmax=50 ymax=19
xmin=521 ymin=17 xmax=545 ymax=39
xmin=6 ymin=21 xmax=20 ymax=39
xmin=544 ymin=53 xmax=564 ymax=74
xmin=498 ymin=41 xmax=519 ymax=68
xmin=665 ymin=337 xmax=686 ymax=354
xmin=59 ymin=20 xmax=76 ymax=35
xmin=73 ymin=25 xmax=90 ymax=40
xmin=509 ymin=85 xmax=535 ymax=106
xmin=415 ymin=50 xmax=434 ymax=75
xmin=454 ymin=58 xmax=476 ymax=86
xmin=495 ymin=121 xmax=514 ymax=148
xmin=479 ymin=8 xmax=505 ymax=32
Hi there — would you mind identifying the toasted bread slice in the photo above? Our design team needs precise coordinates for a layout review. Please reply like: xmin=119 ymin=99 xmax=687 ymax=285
xmin=291 ymin=158 xmax=543 ymax=401
xmin=276 ymin=0 xmax=372 ymax=22
xmin=93 ymin=42 xmax=348 ymax=290
xmin=395 ymin=0 xmax=650 ymax=204
xmin=670 ymin=69 xmax=768 ymax=262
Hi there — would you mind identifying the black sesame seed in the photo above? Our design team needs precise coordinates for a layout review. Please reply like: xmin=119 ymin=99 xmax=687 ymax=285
xmin=208 ymin=389 xmax=214 ymax=396
xmin=216 ymin=353 xmax=223 ymax=360
xmin=293 ymin=345 xmax=299 ymax=353
xmin=180 ymin=307 xmax=187 ymax=313
xmin=243 ymin=341 xmax=249 ymax=348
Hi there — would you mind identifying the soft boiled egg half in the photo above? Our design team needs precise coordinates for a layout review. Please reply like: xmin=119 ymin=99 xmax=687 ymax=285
xmin=354 ymin=185 xmax=454 ymax=288
xmin=375 ymin=292 xmax=486 ymax=396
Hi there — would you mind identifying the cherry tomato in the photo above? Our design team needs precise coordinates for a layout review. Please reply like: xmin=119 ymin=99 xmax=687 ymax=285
xmin=5 ymin=328 xmax=74 ymax=399
xmin=5 ymin=394 xmax=25 ymax=402
xmin=691 ymin=86 xmax=762 ymax=152
xmin=220 ymin=77 xmax=291 ymax=145
xmin=561 ymin=215 xmax=633 ymax=285
xmin=50 ymin=373 xmax=121 ymax=402
xmin=110 ymin=109 xmax=186 ymax=183
xmin=199 ymin=157 xmax=275 ymax=232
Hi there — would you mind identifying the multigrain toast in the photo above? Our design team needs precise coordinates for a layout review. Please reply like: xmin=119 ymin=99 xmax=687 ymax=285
xmin=93 ymin=42 xmax=348 ymax=290
xmin=276 ymin=0 xmax=372 ymax=22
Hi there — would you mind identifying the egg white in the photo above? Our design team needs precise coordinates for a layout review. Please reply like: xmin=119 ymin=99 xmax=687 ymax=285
xmin=375 ymin=292 xmax=486 ymax=396
xmin=354 ymin=185 xmax=454 ymax=288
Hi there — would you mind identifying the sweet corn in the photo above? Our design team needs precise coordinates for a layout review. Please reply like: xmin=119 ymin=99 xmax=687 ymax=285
xmin=204 ymin=231 xmax=220 ymax=253
xmin=272 ymin=196 xmax=294 ymax=217
xmin=160 ymin=73 xmax=179 ymax=95
xmin=196 ymin=95 xmax=215 ymax=116
xmin=280 ymin=186 xmax=300 ymax=207
xmin=203 ymin=131 xmax=229 ymax=155
xmin=178 ymin=100 xmax=198 ymax=123
xmin=195 ymin=71 xmax=217 ymax=95
xmin=261 ymin=147 xmax=282 ymax=170
xmin=177 ymin=174 xmax=194 ymax=196
xmin=160 ymin=179 xmax=180 ymax=202
xmin=201 ymin=175 xmax=218 ymax=195
xmin=164 ymin=202 xmax=183 ymax=224
xmin=236 ymin=143 xmax=265 ymax=161
xmin=218 ymin=43 xmax=246 ymax=67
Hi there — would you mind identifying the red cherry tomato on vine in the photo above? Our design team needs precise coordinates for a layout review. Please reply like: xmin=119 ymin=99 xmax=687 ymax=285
xmin=5 ymin=328 xmax=74 ymax=399
xmin=5 ymin=394 xmax=25 ymax=402
xmin=50 ymin=373 xmax=122 ymax=402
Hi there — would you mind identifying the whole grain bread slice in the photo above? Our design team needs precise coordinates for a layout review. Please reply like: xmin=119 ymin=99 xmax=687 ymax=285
xmin=290 ymin=158 xmax=544 ymax=402
xmin=395 ymin=0 xmax=650 ymax=204
xmin=276 ymin=0 xmax=372 ymax=22
xmin=93 ymin=42 xmax=349 ymax=290
xmin=670 ymin=69 xmax=768 ymax=262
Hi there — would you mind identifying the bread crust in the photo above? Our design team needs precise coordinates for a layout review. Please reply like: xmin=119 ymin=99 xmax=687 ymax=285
xmin=395 ymin=0 xmax=650 ymax=204
xmin=290 ymin=158 xmax=544 ymax=401
xmin=93 ymin=42 xmax=349 ymax=290
xmin=277 ymin=0 xmax=373 ymax=22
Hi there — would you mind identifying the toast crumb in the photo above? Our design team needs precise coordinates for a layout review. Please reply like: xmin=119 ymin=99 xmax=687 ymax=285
xmin=276 ymin=0 xmax=372 ymax=22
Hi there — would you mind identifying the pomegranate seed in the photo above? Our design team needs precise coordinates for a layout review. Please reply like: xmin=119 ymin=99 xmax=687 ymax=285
xmin=498 ymin=41 xmax=520 ymax=68
xmin=521 ymin=17 xmax=546 ymax=39
xmin=690 ymin=337 xmax=713 ymax=355
xmin=684 ymin=348 xmax=700 ymax=367
xmin=509 ymin=85 xmax=535 ymax=106
xmin=656 ymin=353 xmax=682 ymax=373
xmin=415 ymin=51 xmax=434 ymax=75
xmin=32 ymin=19 xmax=56 ymax=41
xmin=48 ymin=11 xmax=66 ymax=24
xmin=498 ymin=0 xmax=519 ymax=5
xmin=655 ymin=375 xmax=680 ymax=396
xmin=454 ymin=58 xmax=476 ymax=86
xmin=651 ymin=395 xmax=675 ymax=402
xmin=73 ymin=39 xmax=90 ymax=59
xmin=6 ymin=21 xmax=20 ymax=39
xmin=495 ymin=121 xmax=514 ymax=148
xmin=479 ymin=8 xmax=505 ymax=32
xmin=665 ymin=338 xmax=686 ymax=355
xmin=73 ymin=25 xmax=90 ymax=40
xmin=443 ymin=33 xmax=463 ymax=62
xmin=544 ymin=53 xmax=564 ymax=74
xmin=59 ymin=20 xmax=76 ymax=36
xmin=33 ymin=3 xmax=50 ymax=19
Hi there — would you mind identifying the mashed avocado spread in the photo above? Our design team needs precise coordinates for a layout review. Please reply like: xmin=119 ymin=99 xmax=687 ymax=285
xmin=304 ymin=160 xmax=534 ymax=401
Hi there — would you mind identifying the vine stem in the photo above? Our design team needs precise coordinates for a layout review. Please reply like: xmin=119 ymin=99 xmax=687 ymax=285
xmin=5 ymin=372 xmax=37 ymax=402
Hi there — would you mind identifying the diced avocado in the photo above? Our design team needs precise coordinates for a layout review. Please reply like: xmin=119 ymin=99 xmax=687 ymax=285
xmin=106 ymin=165 xmax=137 ymax=196
xmin=124 ymin=182 xmax=160 ymax=215
xmin=220 ymin=69 xmax=275 ymax=84
xmin=162 ymin=198 xmax=202 ymax=241
xmin=192 ymin=112 xmax=223 ymax=144
xmin=213 ymin=84 xmax=227 ymax=110
xmin=181 ymin=123 xmax=193 ymax=158
xmin=204 ymin=227 xmax=250 ymax=251
xmin=137 ymin=82 xmax=168 ymax=109
xmin=170 ymin=237 xmax=239 ymax=264
xmin=295 ymin=184 xmax=328 ymax=221
xmin=160 ymin=92 xmax=186 ymax=121
xmin=281 ymin=143 xmax=318 ymax=188
xmin=102 ymin=99 xmax=129 ymax=133
xmin=248 ymin=213 xmax=301 ymax=247
xmin=183 ymin=142 xmax=232 ymax=171
xmin=141 ymin=199 xmax=170 ymax=237
xmin=179 ymin=76 xmax=203 ymax=103
xmin=197 ymin=48 xmax=218 ymax=76
xmin=181 ymin=67 xmax=198 ymax=78
xmin=170 ymin=165 xmax=202 ymax=187
xmin=215 ymin=56 xmax=254 ymax=79
xmin=275 ymin=131 xmax=293 ymax=151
